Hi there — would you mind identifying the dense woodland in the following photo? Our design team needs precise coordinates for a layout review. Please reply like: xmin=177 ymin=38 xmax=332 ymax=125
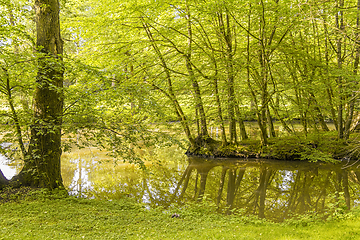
xmin=1 ymin=0 xmax=360 ymax=188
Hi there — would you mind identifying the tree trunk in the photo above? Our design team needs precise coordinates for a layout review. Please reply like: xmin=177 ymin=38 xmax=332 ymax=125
xmin=0 ymin=169 xmax=8 ymax=190
xmin=344 ymin=0 xmax=360 ymax=139
xmin=235 ymin=102 xmax=248 ymax=140
xmin=142 ymin=21 xmax=195 ymax=146
xmin=266 ymin=106 xmax=276 ymax=137
xmin=216 ymin=9 xmax=237 ymax=143
xmin=322 ymin=17 xmax=339 ymax=131
xmin=336 ymin=0 xmax=345 ymax=139
xmin=185 ymin=2 xmax=208 ymax=139
xmin=13 ymin=0 xmax=64 ymax=189
xmin=224 ymin=12 xmax=237 ymax=143
xmin=309 ymin=92 xmax=329 ymax=131
xmin=213 ymin=77 xmax=227 ymax=145
xmin=244 ymin=5 xmax=268 ymax=145
xmin=269 ymin=99 xmax=293 ymax=134
xmin=2 ymin=67 xmax=27 ymax=158
xmin=186 ymin=59 xmax=208 ymax=138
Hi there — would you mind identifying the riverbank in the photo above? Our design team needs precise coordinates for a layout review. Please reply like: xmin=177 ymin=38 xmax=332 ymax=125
xmin=186 ymin=132 xmax=355 ymax=162
xmin=1 ymin=188 xmax=360 ymax=239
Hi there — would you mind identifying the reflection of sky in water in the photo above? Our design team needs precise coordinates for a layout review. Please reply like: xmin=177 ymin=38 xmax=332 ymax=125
xmin=143 ymin=190 xmax=151 ymax=204
xmin=68 ymin=158 xmax=92 ymax=196
xmin=0 ymin=154 xmax=17 ymax=180
xmin=279 ymin=170 xmax=294 ymax=191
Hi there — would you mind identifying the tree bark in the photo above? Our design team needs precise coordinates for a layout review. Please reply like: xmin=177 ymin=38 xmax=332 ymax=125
xmin=217 ymin=11 xmax=237 ymax=143
xmin=235 ymin=103 xmax=248 ymax=140
xmin=266 ymin=106 xmax=276 ymax=138
xmin=336 ymin=0 xmax=345 ymax=139
xmin=213 ymin=77 xmax=227 ymax=145
xmin=0 ymin=169 xmax=8 ymax=190
xmin=344 ymin=0 xmax=360 ymax=139
xmin=185 ymin=2 xmax=209 ymax=138
xmin=13 ymin=0 xmax=64 ymax=189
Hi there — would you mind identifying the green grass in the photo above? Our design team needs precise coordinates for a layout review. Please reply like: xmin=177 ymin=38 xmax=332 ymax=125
xmin=1 ymin=190 xmax=360 ymax=239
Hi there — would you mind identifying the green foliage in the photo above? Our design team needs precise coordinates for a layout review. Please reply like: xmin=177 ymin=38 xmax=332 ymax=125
xmin=0 ymin=186 xmax=69 ymax=203
xmin=2 ymin=0 xmax=360 ymax=192
xmin=264 ymin=136 xmax=306 ymax=160
xmin=58 ymin=0 xmax=360 ymax=155
xmin=216 ymin=140 xmax=261 ymax=158
xmin=325 ymin=192 xmax=354 ymax=222
xmin=283 ymin=212 xmax=322 ymax=227
xmin=263 ymin=132 xmax=348 ymax=162
xmin=299 ymin=148 xmax=336 ymax=163
xmin=184 ymin=131 xmax=353 ymax=161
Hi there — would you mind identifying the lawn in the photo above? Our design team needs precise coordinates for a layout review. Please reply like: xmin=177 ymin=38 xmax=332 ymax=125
xmin=1 ymin=189 xmax=360 ymax=239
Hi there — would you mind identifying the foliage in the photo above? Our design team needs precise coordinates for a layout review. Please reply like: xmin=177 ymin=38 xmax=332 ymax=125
xmin=2 ymin=0 xmax=360 ymax=189
xmin=263 ymin=132 xmax=351 ymax=162
xmin=59 ymin=0 xmax=360 ymax=149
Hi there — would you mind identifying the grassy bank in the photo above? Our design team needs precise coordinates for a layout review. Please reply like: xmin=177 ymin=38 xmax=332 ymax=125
xmin=1 ymin=189 xmax=360 ymax=239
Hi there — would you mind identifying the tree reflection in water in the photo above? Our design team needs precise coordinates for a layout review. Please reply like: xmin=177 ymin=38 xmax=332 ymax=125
xmin=64 ymin=155 xmax=360 ymax=222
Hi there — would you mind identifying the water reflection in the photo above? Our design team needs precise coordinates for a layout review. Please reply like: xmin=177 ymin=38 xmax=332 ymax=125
xmin=67 ymin=158 xmax=92 ymax=196
xmin=62 ymin=153 xmax=360 ymax=221
xmin=0 ymin=154 xmax=20 ymax=180
xmin=169 ymin=158 xmax=360 ymax=221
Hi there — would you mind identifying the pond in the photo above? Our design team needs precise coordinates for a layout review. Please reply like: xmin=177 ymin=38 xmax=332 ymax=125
xmin=1 ymin=146 xmax=360 ymax=222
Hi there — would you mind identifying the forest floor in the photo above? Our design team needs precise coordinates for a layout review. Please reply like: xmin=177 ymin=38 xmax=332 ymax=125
xmin=1 ymin=188 xmax=360 ymax=239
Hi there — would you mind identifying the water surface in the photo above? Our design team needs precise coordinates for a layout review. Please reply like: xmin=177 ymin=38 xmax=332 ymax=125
xmin=60 ymin=148 xmax=360 ymax=222
xmin=2 ymin=146 xmax=360 ymax=222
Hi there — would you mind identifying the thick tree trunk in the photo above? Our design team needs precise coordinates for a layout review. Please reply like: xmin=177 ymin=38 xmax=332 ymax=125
xmin=13 ymin=0 xmax=64 ymax=189
xmin=0 ymin=169 xmax=8 ymax=190
xmin=227 ymin=64 xmax=237 ymax=143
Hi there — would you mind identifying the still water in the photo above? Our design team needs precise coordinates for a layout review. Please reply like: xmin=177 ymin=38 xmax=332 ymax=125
xmin=2 ymin=146 xmax=360 ymax=222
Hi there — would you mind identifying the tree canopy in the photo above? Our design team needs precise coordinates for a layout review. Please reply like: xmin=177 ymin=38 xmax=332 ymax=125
xmin=1 ymin=0 xmax=360 ymax=188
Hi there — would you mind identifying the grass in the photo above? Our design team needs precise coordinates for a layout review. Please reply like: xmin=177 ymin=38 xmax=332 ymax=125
xmin=1 ymin=188 xmax=360 ymax=239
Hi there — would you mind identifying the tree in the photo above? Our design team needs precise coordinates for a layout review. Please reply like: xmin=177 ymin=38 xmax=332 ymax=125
xmin=0 ymin=0 xmax=64 ymax=189
xmin=2 ymin=0 xmax=358 ymax=182
xmin=63 ymin=0 xmax=360 ymax=148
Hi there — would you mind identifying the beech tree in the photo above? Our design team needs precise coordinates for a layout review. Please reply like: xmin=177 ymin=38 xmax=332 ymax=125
xmin=0 ymin=0 xmax=64 ymax=189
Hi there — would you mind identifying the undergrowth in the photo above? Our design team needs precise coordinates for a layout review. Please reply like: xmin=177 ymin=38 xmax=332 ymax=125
xmin=187 ymin=131 xmax=356 ymax=163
